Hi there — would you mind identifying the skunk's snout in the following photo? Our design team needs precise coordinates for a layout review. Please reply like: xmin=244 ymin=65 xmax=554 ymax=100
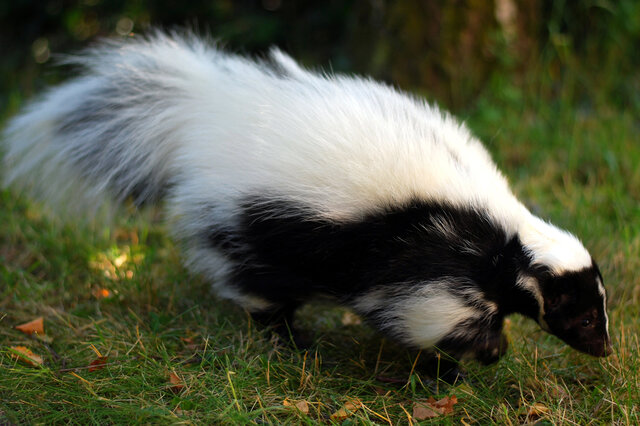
xmin=580 ymin=336 xmax=612 ymax=357
xmin=600 ymin=339 xmax=614 ymax=357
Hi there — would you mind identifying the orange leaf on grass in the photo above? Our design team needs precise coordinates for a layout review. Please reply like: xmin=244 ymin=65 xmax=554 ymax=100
xmin=88 ymin=356 xmax=108 ymax=372
xmin=527 ymin=402 xmax=550 ymax=420
xmin=283 ymin=399 xmax=310 ymax=415
xmin=430 ymin=395 xmax=458 ymax=413
xmin=330 ymin=398 xmax=362 ymax=421
xmin=412 ymin=402 xmax=440 ymax=419
xmin=15 ymin=317 xmax=44 ymax=335
xmin=413 ymin=395 xmax=458 ymax=420
xmin=10 ymin=346 xmax=43 ymax=367
xmin=169 ymin=371 xmax=185 ymax=393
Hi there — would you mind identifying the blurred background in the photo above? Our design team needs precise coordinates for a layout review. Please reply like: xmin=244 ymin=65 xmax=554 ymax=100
xmin=2 ymin=0 xmax=639 ymax=119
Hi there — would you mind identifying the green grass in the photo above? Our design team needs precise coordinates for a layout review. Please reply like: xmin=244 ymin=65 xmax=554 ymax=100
xmin=1 ymin=91 xmax=639 ymax=424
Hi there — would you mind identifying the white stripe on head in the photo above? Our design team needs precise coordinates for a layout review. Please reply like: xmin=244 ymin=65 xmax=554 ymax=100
xmin=597 ymin=279 xmax=606 ymax=297
xmin=517 ymin=274 xmax=548 ymax=331
xmin=519 ymin=216 xmax=592 ymax=274
xmin=598 ymin=277 xmax=610 ymax=336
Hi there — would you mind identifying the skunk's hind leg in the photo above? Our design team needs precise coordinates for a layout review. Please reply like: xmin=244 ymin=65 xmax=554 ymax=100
xmin=250 ymin=304 xmax=309 ymax=348
xmin=250 ymin=304 xmax=295 ymax=336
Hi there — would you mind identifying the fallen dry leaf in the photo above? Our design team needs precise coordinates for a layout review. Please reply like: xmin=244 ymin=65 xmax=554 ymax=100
xmin=330 ymin=398 xmax=362 ymax=421
xmin=412 ymin=395 xmax=458 ymax=420
xmin=169 ymin=371 xmax=185 ymax=393
xmin=295 ymin=400 xmax=309 ymax=414
xmin=283 ymin=399 xmax=310 ymax=415
xmin=15 ymin=317 xmax=44 ymax=335
xmin=88 ymin=356 xmax=108 ymax=372
xmin=10 ymin=346 xmax=43 ymax=367
xmin=413 ymin=402 xmax=440 ymax=419
xmin=430 ymin=395 xmax=458 ymax=414
xmin=527 ymin=402 xmax=550 ymax=419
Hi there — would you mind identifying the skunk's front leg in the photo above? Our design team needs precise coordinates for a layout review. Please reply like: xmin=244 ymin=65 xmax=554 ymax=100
xmin=428 ymin=318 xmax=507 ymax=381
xmin=474 ymin=329 xmax=509 ymax=365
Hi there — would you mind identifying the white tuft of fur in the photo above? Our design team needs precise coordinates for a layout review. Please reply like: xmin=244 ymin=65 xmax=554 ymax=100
xmin=352 ymin=278 xmax=495 ymax=349
xmin=401 ymin=289 xmax=477 ymax=348
xmin=2 ymin=31 xmax=593 ymax=303
xmin=516 ymin=275 xmax=547 ymax=329
xmin=519 ymin=215 xmax=592 ymax=274
xmin=597 ymin=276 xmax=609 ymax=334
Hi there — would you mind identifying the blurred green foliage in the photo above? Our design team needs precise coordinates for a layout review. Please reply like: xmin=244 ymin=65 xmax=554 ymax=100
xmin=1 ymin=0 xmax=639 ymax=115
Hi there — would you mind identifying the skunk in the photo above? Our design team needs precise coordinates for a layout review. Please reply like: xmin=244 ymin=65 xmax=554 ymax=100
xmin=3 ymin=33 xmax=611 ymax=374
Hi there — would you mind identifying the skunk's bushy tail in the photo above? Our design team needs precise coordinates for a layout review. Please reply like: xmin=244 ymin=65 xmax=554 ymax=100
xmin=3 ymin=32 xmax=288 ymax=212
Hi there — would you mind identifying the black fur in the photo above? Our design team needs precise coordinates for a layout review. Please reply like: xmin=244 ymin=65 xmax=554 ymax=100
xmin=538 ymin=263 xmax=610 ymax=356
xmin=209 ymin=198 xmax=516 ymax=304
xmin=206 ymin=197 xmax=546 ymax=364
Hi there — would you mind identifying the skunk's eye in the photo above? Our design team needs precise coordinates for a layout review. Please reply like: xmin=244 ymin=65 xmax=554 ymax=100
xmin=581 ymin=318 xmax=592 ymax=327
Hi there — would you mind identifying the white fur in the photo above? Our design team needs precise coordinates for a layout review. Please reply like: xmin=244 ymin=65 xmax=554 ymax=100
xmin=518 ymin=215 xmax=592 ymax=274
xmin=517 ymin=275 xmax=548 ymax=330
xmin=352 ymin=278 xmax=496 ymax=348
xmin=598 ymin=277 xmax=609 ymax=334
xmin=2 ymin=32 xmax=593 ymax=307
xmin=401 ymin=289 xmax=477 ymax=348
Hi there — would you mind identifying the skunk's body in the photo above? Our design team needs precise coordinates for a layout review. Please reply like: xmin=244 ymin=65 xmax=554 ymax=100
xmin=3 ymin=33 xmax=611 ymax=369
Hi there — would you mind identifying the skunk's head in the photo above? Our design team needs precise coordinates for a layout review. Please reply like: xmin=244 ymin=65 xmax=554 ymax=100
xmin=534 ymin=263 xmax=611 ymax=357
xmin=519 ymin=217 xmax=612 ymax=357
